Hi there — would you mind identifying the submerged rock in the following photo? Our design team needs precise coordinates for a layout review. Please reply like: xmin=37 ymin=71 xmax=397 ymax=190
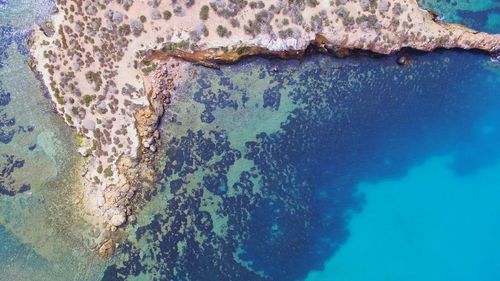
xmin=98 ymin=239 xmax=115 ymax=257
xmin=397 ymin=55 xmax=409 ymax=66
xmin=110 ymin=212 xmax=126 ymax=227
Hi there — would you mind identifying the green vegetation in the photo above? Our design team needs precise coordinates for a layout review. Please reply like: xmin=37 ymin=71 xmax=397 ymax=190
xmin=163 ymin=10 xmax=172 ymax=20
xmin=278 ymin=28 xmax=294 ymax=39
xmin=249 ymin=1 xmax=264 ymax=9
xmin=84 ymin=71 xmax=103 ymax=91
xmin=64 ymin=113 xmax=73 ymax=124
xmin=200 ymin=5 xmax=209 ymax=20
xmin=161 ymin=40 xmax=190 ymax=52
xmin=141 ymin=61 xmax=158 ymax=75
xmin=230 ymin=18 xmax=240 ymax=27
xmin=103 ymin=166 xmax=113 ymax=177
xmin=210 ymin=0 xmax=248 ymax=18
xmin=202 ymin=25 xmax=209 ymax=37
xmin=235 ymin=46 xmax=250 ymax=55
xmin=75 ymin=134 xmax=85 ymax=146
xmin=118 ymin=24 xmax=131 ymax=36
xmin=356 ymin=15 xmax=378 ymax=29
xmin=82 ymin=95 xmax=94 ymax=106
xmin=55 ymin=93 xmax=65 ymax=105
xmin=216 ymin=25 xmax=230 ymax=37
xmin=178 ymin=40 xmax=190 ymax=49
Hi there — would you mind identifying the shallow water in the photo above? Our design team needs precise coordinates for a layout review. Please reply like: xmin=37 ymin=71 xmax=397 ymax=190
xmin=0 ymin=1 xmax=109 ymax=280
xmin=419 ymin=0 xmax=500 ymax=32
xmin=1 ymin=1 xmax=500 ymax=281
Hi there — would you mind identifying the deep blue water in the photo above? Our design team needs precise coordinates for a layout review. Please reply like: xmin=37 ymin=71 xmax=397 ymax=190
xmin=458 ymin=7 xmax=500 ymax=33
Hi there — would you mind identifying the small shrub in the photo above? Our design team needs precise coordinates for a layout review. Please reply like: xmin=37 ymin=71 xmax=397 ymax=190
xmin=118 ymin=24 xmax=131 ymax=36
xmin=230 ymin=18 xmax=240 ymax=27
xmin=307 ymin=0 xmax=319 ymax=7
xmin=163 ymin=10 xmax=172 ymax=20
xmin=202 ymin=25 xmax=209 ymax=37
xmin=82 ymin=95 xmax=94 ymax=106
xmin=216 ymin=25 xmax=229 ymax=37
xmin=200 ymin=5 xmax=209 ymax=20
xmin=103 ymin=166 xmax=113 ymax=177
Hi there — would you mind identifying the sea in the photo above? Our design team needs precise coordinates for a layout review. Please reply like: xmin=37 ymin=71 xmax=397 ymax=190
xmin=0 ymin=0 xmax=499 ymax=280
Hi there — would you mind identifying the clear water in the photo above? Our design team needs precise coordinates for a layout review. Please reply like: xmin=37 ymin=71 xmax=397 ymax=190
xmin=0 ymin=1 xmax=109 ymax=280
xmin=1 ymin=1 xmax=499 ymax=281
xmin=305 ymin=156 xmax=500 ymax=281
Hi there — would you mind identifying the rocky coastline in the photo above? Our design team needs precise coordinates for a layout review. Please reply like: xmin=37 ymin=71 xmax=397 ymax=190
xmin=29 ymin=0 xmax=500 ymax=256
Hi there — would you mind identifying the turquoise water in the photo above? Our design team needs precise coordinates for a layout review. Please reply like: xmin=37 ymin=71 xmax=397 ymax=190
xmin=306 ymin=156 xmax=500 ymax=281
xmin=1 ymin=0 xmax=500 ymax=280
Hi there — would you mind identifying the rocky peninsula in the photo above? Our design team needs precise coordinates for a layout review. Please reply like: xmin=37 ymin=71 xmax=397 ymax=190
xmin=29 ymin=0 xmax=500 ymax=253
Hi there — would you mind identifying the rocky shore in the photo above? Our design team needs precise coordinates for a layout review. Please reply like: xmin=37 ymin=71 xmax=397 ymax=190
xmin=29 ymin=0 xmax=500 ymax=255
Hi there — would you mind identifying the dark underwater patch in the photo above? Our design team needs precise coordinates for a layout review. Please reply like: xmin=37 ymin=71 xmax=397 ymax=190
xmin=457 ymin=7 xmax=500 ymax=33
xmin=0 ymin=89 xmax=11 ymax=106
xmin=0 ymin=110 xmax=16 ymax=144
xmin=0 ymin=85 xmax=37 ymax=145
xmin=0 ymin=24 xmax=30 ymax=61
xmin=194 ymin=75 xmax=241 ymax=124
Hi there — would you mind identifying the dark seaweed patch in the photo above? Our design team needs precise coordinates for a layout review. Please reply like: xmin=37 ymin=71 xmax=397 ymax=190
xmin=194 ymin=74 xmax=244 ymax=123
xmin=0 ymin=154 xmax=31 ymax=196
xmin=262 ymin=86 xmax=281 ymax=110
xmin=457 ymin=7 xmax=500 ymax=33
xmin=0 ymin=89 xmax=10 ymax=106
xmin=0 ymin=110 xmax=16 ymax=144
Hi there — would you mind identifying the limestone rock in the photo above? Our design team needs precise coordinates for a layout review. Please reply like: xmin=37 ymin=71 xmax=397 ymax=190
xmin=110 ymin=212 xmax=126 ymax=227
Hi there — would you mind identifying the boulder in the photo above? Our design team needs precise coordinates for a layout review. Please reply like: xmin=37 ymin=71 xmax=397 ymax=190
xmin=110 ymin=212 xmax=126 ymax=227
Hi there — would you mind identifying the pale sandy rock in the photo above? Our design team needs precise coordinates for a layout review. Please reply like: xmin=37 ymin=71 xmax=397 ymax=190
xmin=110 ymin=212 xmax=126 ymax=227
xmin=82 ymin=120 xmax=96 ymax=131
